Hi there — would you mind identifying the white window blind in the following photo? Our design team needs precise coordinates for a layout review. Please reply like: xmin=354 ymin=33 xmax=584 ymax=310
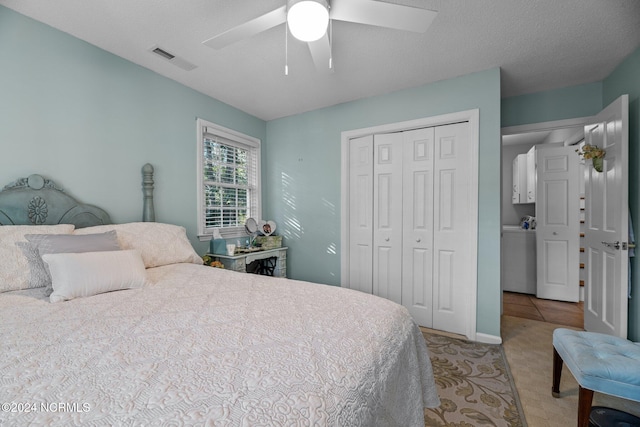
xmin=197 ymin=119 xmax=261 ymax=239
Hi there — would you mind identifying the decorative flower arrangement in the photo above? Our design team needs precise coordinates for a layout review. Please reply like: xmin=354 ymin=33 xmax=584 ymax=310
xmin=202 ymin=255 xmax=224 ymax=268
xmin=575 ymin=144 xmax=606 ymax=172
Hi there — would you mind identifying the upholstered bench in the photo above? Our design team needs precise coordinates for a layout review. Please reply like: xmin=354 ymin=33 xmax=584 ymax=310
xmin=552 ymin=328 xmax=640 ymax=427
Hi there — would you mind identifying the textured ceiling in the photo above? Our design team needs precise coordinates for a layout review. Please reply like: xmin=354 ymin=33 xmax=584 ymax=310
xmin=1 ymin=0 xmax=639 ymax=121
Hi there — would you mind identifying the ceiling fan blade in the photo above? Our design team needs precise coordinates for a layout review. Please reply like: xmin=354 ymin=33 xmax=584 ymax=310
xmin=308 ymin=33 xmax=334 ymax=73
xmin=203 ymin=5 xmax=287 ymax=49
xmin=330 ymin=0 xmax=437 ymax=33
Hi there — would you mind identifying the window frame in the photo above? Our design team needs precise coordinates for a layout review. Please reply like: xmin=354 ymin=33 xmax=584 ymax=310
xmin=196 ymin=118 xmax=261 ymax=241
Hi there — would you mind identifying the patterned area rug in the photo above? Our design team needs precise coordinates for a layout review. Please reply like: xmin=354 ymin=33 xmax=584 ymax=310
xmin=423 ymin=332 xmax=527 ymax=427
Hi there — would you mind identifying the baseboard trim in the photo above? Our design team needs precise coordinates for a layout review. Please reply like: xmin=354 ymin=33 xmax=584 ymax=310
xmin=475 ymin=332 xmax=502 ymax=345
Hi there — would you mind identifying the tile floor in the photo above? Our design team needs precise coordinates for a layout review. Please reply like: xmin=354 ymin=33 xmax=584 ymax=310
xmin=503 ymin=291 xmax=584 ymax=329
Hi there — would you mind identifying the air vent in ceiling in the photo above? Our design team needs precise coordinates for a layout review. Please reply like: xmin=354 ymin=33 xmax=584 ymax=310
xmin=149 ymin=45 xmax=197 ymax=71
xmin=152 ymin=47 xmax=175 ymax=60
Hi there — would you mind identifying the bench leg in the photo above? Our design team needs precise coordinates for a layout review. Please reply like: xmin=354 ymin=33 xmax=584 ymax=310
xmin=577 ymin=386 xmax=594 ymax=427
xmin=552 ymin=347 xmax=563 ymax=398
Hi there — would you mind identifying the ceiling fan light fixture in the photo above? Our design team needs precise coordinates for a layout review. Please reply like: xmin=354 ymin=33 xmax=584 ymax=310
xmin=287 ymin=0 xmax=329 ymax=42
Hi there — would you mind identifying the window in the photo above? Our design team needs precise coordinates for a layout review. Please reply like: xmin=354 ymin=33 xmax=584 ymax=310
xmin=197 ymin=119 xmax=261 ymax=240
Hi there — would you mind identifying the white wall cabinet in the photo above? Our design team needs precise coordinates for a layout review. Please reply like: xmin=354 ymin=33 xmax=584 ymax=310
xmin=512 ymin=153 xmax=529 ymax=204
xmin=347 ymin=122 xmax=473 ymax=336
xmin=511 ymin=153 xmax=535 ymax=205
xmin=512 ymin=156 xmax=520 ymax=203
xmin=526 ymin=145 xmax=536 ymax=203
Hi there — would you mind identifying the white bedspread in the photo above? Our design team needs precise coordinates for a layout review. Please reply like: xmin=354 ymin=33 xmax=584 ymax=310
xmin=0 ymin=263 xmax=439 ymax=426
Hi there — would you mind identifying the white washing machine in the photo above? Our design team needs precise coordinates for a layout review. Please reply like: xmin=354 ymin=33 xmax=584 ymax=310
xmin=502 ymin=226 xmax=536 ymax=294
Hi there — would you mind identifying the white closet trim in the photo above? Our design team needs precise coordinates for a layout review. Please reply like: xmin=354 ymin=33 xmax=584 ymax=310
xmin=340 ymin=109 xmax=480 ymax=341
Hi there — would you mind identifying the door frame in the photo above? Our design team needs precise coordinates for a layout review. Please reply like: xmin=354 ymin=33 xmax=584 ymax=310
xmin=501 ymin=117 xmax=590 ymax=310
xmin=340 ymin=109 xmax=479 ymax=340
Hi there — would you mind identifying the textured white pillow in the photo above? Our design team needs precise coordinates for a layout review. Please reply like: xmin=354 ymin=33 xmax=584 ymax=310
xmin=44 ymin=250 xmax=146 ymax=303
xmin=73 ymin=222 xmax=202 ymax=268
xmin=0 ymin=224 xmax=75 ymax=293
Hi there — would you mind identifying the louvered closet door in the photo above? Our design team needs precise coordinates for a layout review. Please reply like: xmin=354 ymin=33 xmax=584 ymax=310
xmin=373 ymin=133 xmax=404 ymax=304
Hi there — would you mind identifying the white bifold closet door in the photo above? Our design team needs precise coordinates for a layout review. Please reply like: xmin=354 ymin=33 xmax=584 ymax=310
xmin=372 ymin=132 xmax=404 ymax=304
xmin=348 ymin=135 xmax=374 ymax=295
xmin=348 ymin=122 xmax=471 ymax=335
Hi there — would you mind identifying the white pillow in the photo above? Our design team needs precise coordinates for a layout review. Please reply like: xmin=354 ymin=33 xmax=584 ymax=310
xmin=44 ymin=250 xmax=146 ymax=303
xmin=73 ymin=222 xmax=202 ymax=268
xmin=24 ymin=231 xmax=121 ymax=295
xmin=0 ymin=224 xmax=75 ymax=293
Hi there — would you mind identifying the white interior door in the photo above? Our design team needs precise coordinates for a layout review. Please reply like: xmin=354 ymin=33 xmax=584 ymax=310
xmin=402 ymin=127 xmax=435 ymax=327
xmin=431 ymin=123 xmax=472 ymax=334
xmin=348 ymin=135 xmax=373 ymax=294
xmin=373 ymin=133 xmax=403 ymax=304
xmin=535 ymin=145 xmax=580 ymax=302
xmin=583 ymin=95 xmax=629 ymax=337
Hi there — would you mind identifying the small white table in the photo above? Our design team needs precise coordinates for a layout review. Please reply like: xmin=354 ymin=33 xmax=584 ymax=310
xmin=209 ymin=247 xmax=288 ymax=278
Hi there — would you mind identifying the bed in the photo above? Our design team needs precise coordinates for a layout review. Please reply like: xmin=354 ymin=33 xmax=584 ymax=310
xmin=0 ymin=167 xmax=439 ymax=426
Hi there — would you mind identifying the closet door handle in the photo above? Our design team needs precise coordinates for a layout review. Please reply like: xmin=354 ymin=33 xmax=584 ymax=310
xmin=416 ymin=238 xmax=421 ymax=243
xmin=385 ymin=237 xmax=390 ymax=242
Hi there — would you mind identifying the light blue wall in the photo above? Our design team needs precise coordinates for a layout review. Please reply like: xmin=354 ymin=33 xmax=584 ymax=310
xmin=603 ymin=47 xmax=640 ymax=341
xmin=264 ymin=68 xmax=503 ymax=337
xmin=502 ymin=82 xmax=603 ymax=128
xmin=0 ymin=6 xmax=266 ymax=254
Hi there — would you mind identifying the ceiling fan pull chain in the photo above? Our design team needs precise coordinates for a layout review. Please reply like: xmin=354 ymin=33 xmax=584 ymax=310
xmin=329 ymin=17 xmax=333 ymax=70
xmin=285 ymin=20 xmax=289 ymax=75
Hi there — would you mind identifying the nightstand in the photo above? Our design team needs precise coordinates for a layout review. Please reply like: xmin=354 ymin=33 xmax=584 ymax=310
xmin=208 ymin=247 xmax=288 ymax=277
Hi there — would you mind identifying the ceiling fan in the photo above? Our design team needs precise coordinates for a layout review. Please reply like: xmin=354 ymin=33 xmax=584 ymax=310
xmin=202 ymin=0 xmax=438 ymax=73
